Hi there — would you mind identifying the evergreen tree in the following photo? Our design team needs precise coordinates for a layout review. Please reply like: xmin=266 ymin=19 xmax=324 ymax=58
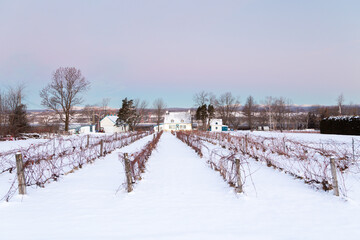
xmin=208 ymin=104 xmax=215 ymax=120
xmin=195 ymin=104 xmax=216 ymax=130
xmin=9 ymin=104 xmax=28 ymax=137
xmin=196 ymin=104 xmax=208 ymax=130
xmin=116 ymin=98 xmax=137 ymax=131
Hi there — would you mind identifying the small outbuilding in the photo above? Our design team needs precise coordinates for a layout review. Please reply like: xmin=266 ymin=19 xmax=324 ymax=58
xmin=69 ymin=124 xmax=96 ymax=134
xmin=209 ymin=119 xmax=228 ymax=132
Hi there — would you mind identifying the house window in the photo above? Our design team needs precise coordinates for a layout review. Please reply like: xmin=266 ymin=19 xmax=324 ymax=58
xmin=171 ymin=119 xmax=174 ymax=123
xmin=216 ymin=127 xmax=218 ymax=130
xmin=216 ymin=122 xmax=218 ymax=125
xmin=169 ymin=125 xmax=176 ymax=129
xmin=181 ymin=119 xmax=184 ymax=123
xmin=180 ymin=125 xmax=186 ymax=129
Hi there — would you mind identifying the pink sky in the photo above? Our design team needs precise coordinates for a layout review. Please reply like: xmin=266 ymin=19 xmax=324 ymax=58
xmin=0 ymin=0 xmax=359 ymax=109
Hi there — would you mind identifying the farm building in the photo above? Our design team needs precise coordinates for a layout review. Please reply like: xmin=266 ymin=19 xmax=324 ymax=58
xmin=100 ymin=115 xmax=129 ymax=133
xmin=155 ymin=111 xmax=192 ymax=132
xmin=209 ymin=119 xmax=228 ymax=132
xmin=69 ymin=125 xmax=96 ymax=134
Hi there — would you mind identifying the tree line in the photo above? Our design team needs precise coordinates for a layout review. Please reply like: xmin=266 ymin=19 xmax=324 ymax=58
xmin=2 ymin=66 xmax=359 ymax=136
xmin=192 ymin=91 xmax=360 ymax=131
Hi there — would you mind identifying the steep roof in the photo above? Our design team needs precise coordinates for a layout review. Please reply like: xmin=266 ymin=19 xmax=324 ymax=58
xmin=103 ymin=115 xmax=118 ymax=123
xmin=164 ymin=111 xmax=191 ymax=124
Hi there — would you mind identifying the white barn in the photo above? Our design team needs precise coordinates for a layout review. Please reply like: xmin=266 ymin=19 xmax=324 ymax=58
xmin=100 ymin=115 xmax=128 ymax=133
xmin=157 ymin=111 xmax=192 ymax=131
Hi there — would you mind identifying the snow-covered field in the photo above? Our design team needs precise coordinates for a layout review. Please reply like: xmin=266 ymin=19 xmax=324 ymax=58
xmin=1 ymin=132 xmax=360 ymax=239
xmin=234 ymin=130 xmax=360 ymax=145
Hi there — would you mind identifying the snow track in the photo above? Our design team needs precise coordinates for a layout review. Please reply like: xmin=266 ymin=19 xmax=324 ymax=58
xmin=1 ymin=132 xmax=360 ymax=239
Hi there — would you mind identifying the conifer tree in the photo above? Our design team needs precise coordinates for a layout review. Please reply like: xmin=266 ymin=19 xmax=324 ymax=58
xmin=9 ymin=104 xmax=28 ymax=137
xmin=116 ymin=98 xmax=137 ymax=131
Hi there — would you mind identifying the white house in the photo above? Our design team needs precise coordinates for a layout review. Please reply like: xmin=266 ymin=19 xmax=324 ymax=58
xmin=100 ymin=115 xmax=128 ymax=133
xmin=155 ymin=111 xmax=192 ymax=131
xmin=209 ymin=119 xmax=228 ymax=132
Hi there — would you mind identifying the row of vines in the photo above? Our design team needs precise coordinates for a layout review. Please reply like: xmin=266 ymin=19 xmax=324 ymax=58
xmin=1 ymin=131 xmax=152 ymax=201
xmin=119 ymin=131 xmax=163 ymax=192
xmin=175 ymin=131 xmax=360 ymax=197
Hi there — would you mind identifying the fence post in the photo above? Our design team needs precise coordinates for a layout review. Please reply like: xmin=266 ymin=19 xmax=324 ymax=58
xmin=15 ymin=152 xmax=26 ymax=195
xmin=115 ymin=132 xmax=118 ymax=141
xmin=352 ymin=138 xmax=355 ymax=162
xmin=86 ymin=135 xmax=90 ymax=148
xmin=283 ymin=137 xmax=286 ymax=153
xmin=124 ymin=153 xmax=133 ymax=192
xmin=244 ymin=135 xmax=248 ymax=154
xmin=235 ymin=158 xmax=243 ymax=193
xmin=100 ymin=139 xmax=104 ymax=157
xmin=330 ymin=157 xmax=339 ymax=196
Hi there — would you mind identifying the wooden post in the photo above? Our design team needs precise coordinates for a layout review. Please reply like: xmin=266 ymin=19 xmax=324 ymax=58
xmin=235 ymin=158 xmax=243 ymax=193
xmin=100 ymin=139 xmax=104 ymax=157
xmin=330 ymin=157 xmax=339 ymax=196
xmin=86 ymin=135 xmax=90 ymax=148
xmin=283 ymin=137 xmax=286 ymax=153
xmin=352 ymin=138 xmax=355 ymax=162
xmin=244 ymin=135 xmax=248 ymax=154
xmin=53 ymin=138 xmax=56 ymax=156
xmin=124 ymin=153 xmax=133 ymax=192
xmin=15 ymin=152 xmax=26 ymax=195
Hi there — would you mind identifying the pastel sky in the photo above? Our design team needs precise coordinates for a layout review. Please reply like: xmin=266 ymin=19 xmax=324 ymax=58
xmin=0 ymin=0 xmax=359 ymax=109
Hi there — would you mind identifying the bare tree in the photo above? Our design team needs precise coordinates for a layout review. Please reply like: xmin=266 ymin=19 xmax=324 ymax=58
xmin=258 ymin=108 xmax=268 ymax=130
xmin=272 ymin=97 xmax=289 ymax=132
xmin=348 ymin=102 xmax=360 ymax=115
xmin=193 ymin=91 xmax=209 ymax=107
xmin=243 ymin=95 xmax=257 ymax=130
xmin=101 ymin=98 xmax=110 ymax=117
xmin=153 ymin=98 xmax=166 ymax=132
xmin=215 ymin=92 xmax=240 ymax=126
xmin=0 ymin=91 xmax=8 ymax=134
xmin=263 ymin=96 xmax=274 ymax=130
xmin=6 ymin=85 xmax=25 ymax=113
xmin=0 ymin=85 xmax=27 ymax=136
xmin=133 ymin=99 xmax=148 ymax=129
xmin=40 ymin=67 xmax=90 ymax=131
xmin=337 ymin=94 xmax=344 ymax=116
xmin=228 ymin=115 xmax=242 ymax=130
xmin=82 ymin=104 xmax=97 ymax=124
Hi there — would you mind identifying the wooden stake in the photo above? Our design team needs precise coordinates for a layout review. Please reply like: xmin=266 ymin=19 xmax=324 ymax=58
xmin=352 ymin=138 xmax=355 ymax=162
xmin=86 ymin=135 xmax=90 ymax=148
xmin=330 ymin=157 xmax=339 ymax=196
xmin=100 ymin=139 xmax=104 ymax=157
xmin=235 ymin=158 xmax=243 ymax=193
xmin=283 ymin=137 xmax=286 ymax=153
xmin=244 ymin=135 xmax=248 ymax=154
xmin=124 ymin=153 xmax=133 ymax=192
xmin=15 ymin=152 xmax=26 ymax=195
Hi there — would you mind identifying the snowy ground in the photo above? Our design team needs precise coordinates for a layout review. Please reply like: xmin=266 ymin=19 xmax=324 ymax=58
xmin=234 ymin=130 xmax=360 ymax=144
xmin=1 ymin=132 xmax=360 ymax=239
